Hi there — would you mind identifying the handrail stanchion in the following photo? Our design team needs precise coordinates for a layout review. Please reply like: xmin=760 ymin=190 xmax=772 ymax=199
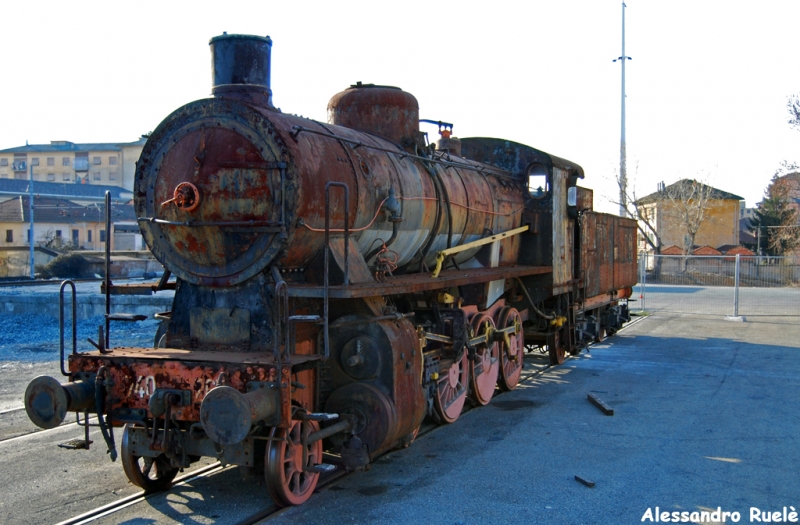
xmin=59 ymin=280 xmax=77 ymax=377
xmin=104 ymin=191 xmax=111 ymax=349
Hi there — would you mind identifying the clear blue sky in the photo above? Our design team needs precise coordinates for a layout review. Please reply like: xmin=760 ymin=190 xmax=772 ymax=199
xmin=2 ymin=0 xmax=799 ymax=212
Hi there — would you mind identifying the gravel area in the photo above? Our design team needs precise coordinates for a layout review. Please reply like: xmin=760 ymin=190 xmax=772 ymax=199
xmin=0 ymin=313 xmax=161 ymax=412
xmin=0 ymin=313 xmax=160 ymax=362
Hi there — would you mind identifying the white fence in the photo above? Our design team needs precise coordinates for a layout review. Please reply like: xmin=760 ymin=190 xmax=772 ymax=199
xmin=635 ymin=254 xmax=800 ymax=317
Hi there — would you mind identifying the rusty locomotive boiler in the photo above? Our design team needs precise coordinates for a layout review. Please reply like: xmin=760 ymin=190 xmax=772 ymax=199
xmin=23 ymin=33 xmax=637 ymax=506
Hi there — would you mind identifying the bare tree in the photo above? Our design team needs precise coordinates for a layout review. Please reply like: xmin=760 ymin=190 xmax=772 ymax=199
xmin=606 ymin=166 xmax=668 ymax=278
xmin=787 ymin=94 xmax=800 ymax=131
xmin=662 ymin=179 xmax=716 ymax=256
xmin=611 ymin=165 xmax=664 ymax=256
xmin=38 ymin=228 xmax=76 ymax=252
xmin=610 ymin=172 xmax=719 ymax=275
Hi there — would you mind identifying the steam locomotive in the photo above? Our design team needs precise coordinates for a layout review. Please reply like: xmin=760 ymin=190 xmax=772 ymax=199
xmin=24 ymin=34 xmax=637 ymax=506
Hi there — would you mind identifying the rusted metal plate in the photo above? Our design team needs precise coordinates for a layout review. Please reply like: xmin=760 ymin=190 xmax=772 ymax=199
xmin=135 ymin=99 xmax=292 ymax=287
xmin=580 ymin=212 xmax=638 ymax=298
xmin=190 ymin=307 xmax=251 ymax=346
xmin=551 ymin=167 xmax=572 ymax=290
xmin=577 ymin=187 xmax=593 ymax=212
xmin=323 ymin=317 xmax=424 ymax=457
xmin=287 ymin=264 xmax=552 ymax=298
xmin=328 ymin=235 xmax=374 ymax=284
xmin=68 ymin=350 xmax=317 ymax=426
xmin=328 ymin=83 xmax=419 ymax=146
xmin=615 ymin=219 xmax=638 ymax=289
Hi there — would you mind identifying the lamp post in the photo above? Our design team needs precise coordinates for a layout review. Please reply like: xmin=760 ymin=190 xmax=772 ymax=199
xmin=613 ymin=2 xmax=632 ymax=217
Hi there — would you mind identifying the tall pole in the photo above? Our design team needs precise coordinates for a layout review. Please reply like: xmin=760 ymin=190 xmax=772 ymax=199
xmin=615 ymin=2 xmax=632 ymax=217
xmin=28 ymin=162 xmax=35 ymax=279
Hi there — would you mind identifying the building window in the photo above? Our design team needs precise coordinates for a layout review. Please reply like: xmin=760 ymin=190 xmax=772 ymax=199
xmin=14 ymin=173 xmax=25 ymax=180
xmin=0 ymin=173 xmax=7 ymax=179
xmin=0 ymin=159 xmax=7 ymax=166
xmin=93 ymin=156 xmax=101 ymax=165
xmin=47 ymin=173 xmax=55 ymax=181
xmin=5 ymin=230 xmax=12 ymax=243
xmin=109 ymin=171 xmax=117 ymax=181
xmin=93 ymin=172 xmax=101 ymax=181
xmin=27 ymin=230 xmax=30 ymax=242
xmin=109 ymin=157 xmax=117 ymax=165
xmin=72 ymin=230 xmax=79 ymax=245
xmin=62 ymin=157 xmax=70 ymax=166
xmin=100 ymin=230 xmax=106 ymax=242
xmin=47 ymin=157 xmax=55 ymax=166
xmin=63 ymin=173 xmax=71 ymax=181
xmin=55 ymin=230 xmax=62 ymax=238
xmin=88 ymin=230 xmax=93 ymax=243
xmin=31 ymin=158 xmax=40 ymax=166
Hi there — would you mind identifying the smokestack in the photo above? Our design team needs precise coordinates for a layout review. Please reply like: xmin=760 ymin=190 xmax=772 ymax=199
xmin=209 ymin=33 xmax=273 ymax=106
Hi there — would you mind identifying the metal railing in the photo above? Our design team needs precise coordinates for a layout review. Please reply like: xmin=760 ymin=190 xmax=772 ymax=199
xmin=635 ymin=254 xmax=800 ymax=317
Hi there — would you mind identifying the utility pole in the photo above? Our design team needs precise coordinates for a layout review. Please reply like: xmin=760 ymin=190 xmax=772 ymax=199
xmin=614 ymin=2 xmax=632 ymax=217
xmin=28 ymin=161 xmax=35 ymax=279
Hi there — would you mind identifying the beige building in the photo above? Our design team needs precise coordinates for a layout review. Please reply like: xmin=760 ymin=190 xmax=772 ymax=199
xmin=0 ymin=195 xmax=136 ymax=252
xmin=0 ymin=137 xmax=147 ymax=191
xmin=636 ymin=180 xmax=744 ymax=254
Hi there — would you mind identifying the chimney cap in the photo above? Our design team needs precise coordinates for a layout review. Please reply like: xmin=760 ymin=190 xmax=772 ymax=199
xmin=209 ymin=33 xmax=272 ymax=45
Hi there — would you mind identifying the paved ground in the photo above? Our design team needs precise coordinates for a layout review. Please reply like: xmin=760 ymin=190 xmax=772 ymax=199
xmin=1 ymin=311 xmax=799 ymax=524
xmin=634 ymin=283 xmax=800 ymax=316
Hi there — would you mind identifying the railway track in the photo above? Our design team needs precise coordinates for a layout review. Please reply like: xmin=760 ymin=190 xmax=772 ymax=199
xmin=34 ymin=315 xmax=647 ymax=525
xmin=53 ymin=462 xmax=225 ymax=525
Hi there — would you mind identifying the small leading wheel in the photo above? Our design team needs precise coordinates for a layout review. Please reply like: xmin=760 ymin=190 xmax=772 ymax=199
xmin=547 ymin=329 xmax=567 ymax=366
xmin=265 ymin=413 xmax=323 ymax=507
xmin=433 ymin=349 xmax=469 ymax=424
xmin=497 ymin=307 xmax=524 ymax=391
xmin=469 ymin=313 xmax=500 ymax=406
xmin=121 ymin=424 xmax=179 ymax=492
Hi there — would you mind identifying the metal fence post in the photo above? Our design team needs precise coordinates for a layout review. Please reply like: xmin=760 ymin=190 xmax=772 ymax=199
xmin=640 ymin=252 xmax=647 ymax=312
xmin=733 ymin=253 xmax=740 ymax=318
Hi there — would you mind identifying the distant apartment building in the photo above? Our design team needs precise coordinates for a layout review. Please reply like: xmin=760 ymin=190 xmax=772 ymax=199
xmin=0 ymin=137 xmax=147 ymax=191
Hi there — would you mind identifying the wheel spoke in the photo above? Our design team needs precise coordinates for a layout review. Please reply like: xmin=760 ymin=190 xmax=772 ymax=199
xmin=469 ymin=314 xmax=499 ymax=405
xmin=120 ymin=424 xmax=178 ymax=492
xmin=265 ymin=415 xmax=322 ymax=506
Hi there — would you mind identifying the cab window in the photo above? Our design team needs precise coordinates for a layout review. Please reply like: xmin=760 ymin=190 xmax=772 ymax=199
xmin=527 ymin=163 xmax=549 ymax=198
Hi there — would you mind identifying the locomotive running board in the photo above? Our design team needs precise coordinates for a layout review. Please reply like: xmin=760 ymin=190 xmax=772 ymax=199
xmin=287 ymin=265 xmax=552 ymax=299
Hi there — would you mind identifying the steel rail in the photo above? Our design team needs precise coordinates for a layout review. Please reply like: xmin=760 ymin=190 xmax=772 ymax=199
xmin=53 ymin=462 xmax=225 ymax=525
xmin=0 ymin=416 xmax=98 ymax=445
